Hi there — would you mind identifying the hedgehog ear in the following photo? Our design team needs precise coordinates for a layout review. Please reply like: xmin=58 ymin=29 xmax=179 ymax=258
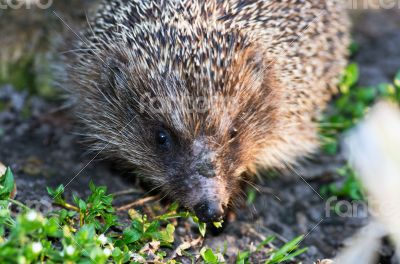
xmin=101 ymin=57 xmax=128 ymax=92
xmin=245 ymin=46 xmax=267 ymax=76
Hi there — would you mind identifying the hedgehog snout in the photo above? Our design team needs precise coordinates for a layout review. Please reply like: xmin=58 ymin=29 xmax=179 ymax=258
xmin=194 ymin=200 xmax=226 ymax=223
xmin=188 ymin=173 xmax=229 ymax=222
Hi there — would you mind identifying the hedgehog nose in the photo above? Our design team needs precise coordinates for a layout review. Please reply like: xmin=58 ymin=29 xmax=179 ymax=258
xmin=194 ymin=201 xmax=225 ymax=223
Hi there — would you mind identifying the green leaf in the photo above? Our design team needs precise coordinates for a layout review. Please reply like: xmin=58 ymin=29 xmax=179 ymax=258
xmin=168 ymin=202 xmax=179 ymax=212
xmin=340 ymin=63 xmax=359 ymax=93
xmin=47 ymin=184 xmax=64 ymax=197
xmin=213 ymin=221 xmax=223 ymax=229
xmin=246 ymin=189 xmax=257 ymax=205
xmin=323 ymin=165 xmax=364 ymax=200
xmin=198 ymin=222 xmax=207 ymax=237
xmin=123 ymin=228 xmax=142 ymax=244
xmin=378 ymin=83 xmax=396 ymax=98
xmin=89 ymin=181 xmax=96 ymax=193
xmin=236 ymin=251 xmax=250 ymax=264
xmin=158 ymin=224 xmax=175 ymax=244
xmin=47 ymin=185 xmax=65 ymax=205
xmin=355 ymin=87 xmax=376 ymax=102
xmin=256 ymin=236 xmax=275 ymax=252
xmin=322 ymin=141 xmax=338 ymax=155
xmin=145 ymin=220 xmax=160 ymax=234
xmin=266 ymin=235 xmax=306 ymax=264
xmin=112 ymin=247 xmax=125 ymax=264
xmin=0 ymin=167 xmax=14 ymax=200
xmin=131 ymin=219 xmax=143 ymax=232
xmin=201 ymin=248 xmax=219 ymax=264
xmin=275 ymin=247 xmax=308 ymax=263
xmin=76 ymin=224 xmax=96 ymax=242
xmin=394 ymin=71 xmax=400 ymax=88
xmin=349 ymin=41 xmax=359 ymax=55
xmin=44 ymin=217 xmax=62 ymax=237
xmin=78 ymin=199 xmax=87 ymax=211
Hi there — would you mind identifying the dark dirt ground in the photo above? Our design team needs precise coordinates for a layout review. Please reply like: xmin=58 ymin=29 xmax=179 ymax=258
xmin=1 ymin=5 xmax=400 ymax=264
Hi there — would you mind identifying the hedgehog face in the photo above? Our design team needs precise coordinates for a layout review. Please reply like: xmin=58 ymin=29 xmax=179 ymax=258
xmin=135 ymin=120 xmax=244 ymax=222
xmin=130 ymin=87 xmax=275 ymax=222
xmin=115 ymin=90 xmax=253 ymax=222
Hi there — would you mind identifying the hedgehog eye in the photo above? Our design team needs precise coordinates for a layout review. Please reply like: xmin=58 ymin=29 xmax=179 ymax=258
xmin=156 ymin=130 xmax=172 ymax=150
xmin=229 ymin=127 xmax=238 ymax=140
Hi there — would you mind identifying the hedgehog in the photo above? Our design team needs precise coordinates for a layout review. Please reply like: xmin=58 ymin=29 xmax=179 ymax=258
xmin=65 ymin=0 xmax=349 ymax=222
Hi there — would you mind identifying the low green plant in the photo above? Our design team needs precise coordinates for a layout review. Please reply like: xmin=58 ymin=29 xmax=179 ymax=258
xmin=234 ymin=235 xmax=308 ymax=264
xmin=0 ymin=167 xmax=197 ymax=263
xmin=320 ymin=165 xmax=364 ymax=200
xmin=320 ymin=64 xmax=400 ymax=154
xmin=0 ymin=54 xmax=58 ymax=100
xmin=47 ymin=183 xmax=118 ymax=233
xmin=319 ymin=64 xmax=400 ymax=199
xmin=200 ymin=247 xmax=222 ymax=264
xmin=0 ymin=167 xmax=306 ymax=263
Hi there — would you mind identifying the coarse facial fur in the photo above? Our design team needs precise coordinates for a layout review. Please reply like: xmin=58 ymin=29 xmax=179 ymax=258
xmin=65 ymin=0 xmax=349 ymax=222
